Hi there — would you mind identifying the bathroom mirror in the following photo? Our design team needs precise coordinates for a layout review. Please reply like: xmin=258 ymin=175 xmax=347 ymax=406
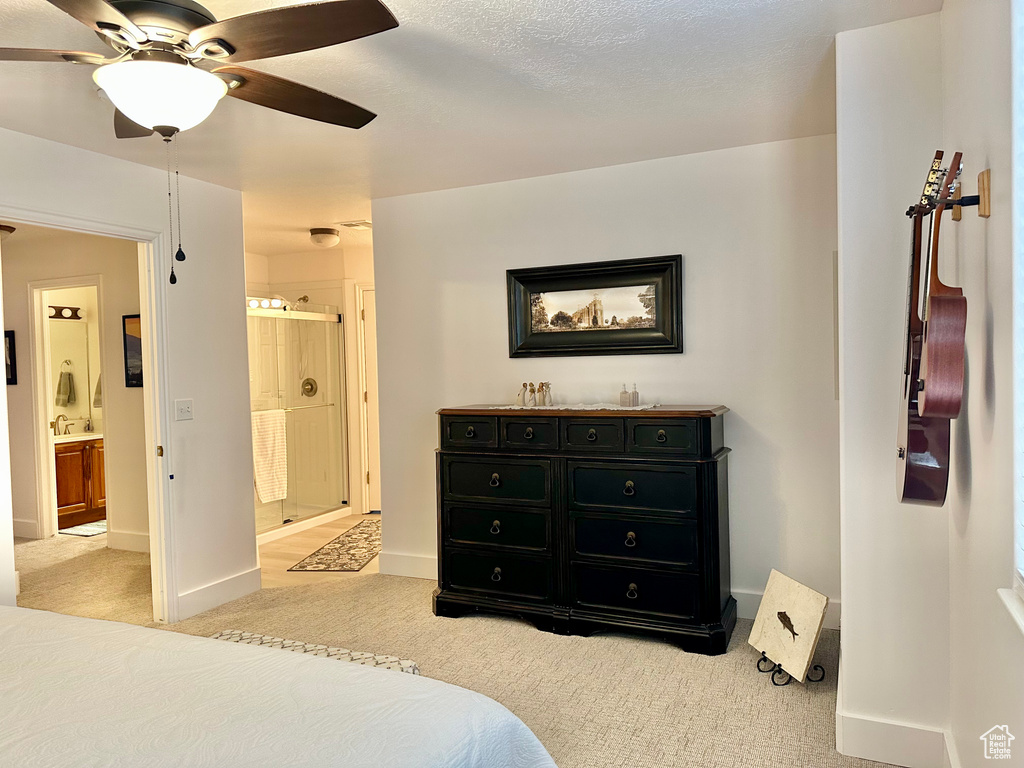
xmin=45 ymin=286 xmax=102 ymax=435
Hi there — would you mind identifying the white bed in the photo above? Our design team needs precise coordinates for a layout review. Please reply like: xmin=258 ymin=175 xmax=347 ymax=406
xmin=0 ymin=606 xmax=556 ymax=767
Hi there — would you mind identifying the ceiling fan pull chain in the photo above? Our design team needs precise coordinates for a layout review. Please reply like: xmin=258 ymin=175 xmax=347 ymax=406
xmin=166 ymin=139 xmax=177 ymax=285
xmin=174 ymin=136 xmax=186 ymax=264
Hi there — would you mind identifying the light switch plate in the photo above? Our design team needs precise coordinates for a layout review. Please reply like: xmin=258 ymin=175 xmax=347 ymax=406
xmin=174 ymin=399 xmax=194 ymax=421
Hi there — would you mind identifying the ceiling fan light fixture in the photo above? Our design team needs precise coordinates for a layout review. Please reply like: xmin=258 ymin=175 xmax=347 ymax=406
xmin=93 ymin=58 xmax=227 ymax=133
xmin=310 ymin=228 xmax=341 ymax=248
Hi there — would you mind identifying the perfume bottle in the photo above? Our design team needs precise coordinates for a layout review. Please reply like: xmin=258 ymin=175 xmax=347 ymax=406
xmin=631 ymin=383 xmax=639 ymax=407
xmin=619 ymin=384 xmax=630 ymax=407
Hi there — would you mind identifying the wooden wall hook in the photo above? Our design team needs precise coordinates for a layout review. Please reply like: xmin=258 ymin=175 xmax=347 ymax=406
xmin=952 ymin=169 xmax=991 ymax=221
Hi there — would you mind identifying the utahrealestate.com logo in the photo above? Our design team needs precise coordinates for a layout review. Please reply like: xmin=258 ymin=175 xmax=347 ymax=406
xmin=980 ymin=725 xmax=1015 ymax=760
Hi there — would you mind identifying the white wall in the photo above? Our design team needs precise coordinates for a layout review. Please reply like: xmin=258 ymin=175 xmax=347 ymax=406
xmin=2 ymin=231 xmax=148 ymax=550
xmin=0 ymin=127 xmax=258 ymax=619
xmin=942 ymin=0 xmax=1024 ymax=763
xmin=836 ymin=6 xmax=1024 ymax=766
xmin=834 ymin=15 xmax=951 ymax=766
xmin=371 ymin=135 xmax=842 ymax=618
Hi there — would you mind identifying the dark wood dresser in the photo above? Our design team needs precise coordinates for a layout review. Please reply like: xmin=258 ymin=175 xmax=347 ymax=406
xmin=433 ymin=405 xmax=735 ymax=655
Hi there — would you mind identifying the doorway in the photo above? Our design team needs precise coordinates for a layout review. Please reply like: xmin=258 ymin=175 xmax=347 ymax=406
xmin=1 ymin=221 xmax=168 ymax=623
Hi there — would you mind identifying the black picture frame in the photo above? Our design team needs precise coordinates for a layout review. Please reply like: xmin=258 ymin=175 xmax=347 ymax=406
xmin=4 ymin=331 xmax=16 ymax=385
xmin=507 ymin=255 xmax=684 ymax=358
xmin=122 ymin=314 xmax=143 ymax=388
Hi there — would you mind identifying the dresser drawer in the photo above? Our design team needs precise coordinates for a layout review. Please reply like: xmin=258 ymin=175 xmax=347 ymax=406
xmin=561 ymin=419 xmax=624 ymax=451
xmin=568 ymin=461 xmax=697 ymax=515
xmin=443 ymin=456 xmax=551 ymax=506
xmin=626 ymin=419 xmax=699 ymax=456
xmin=572 ymin=515 xmax=698 ymax=569
xmin=441 ymin=416 xmax=498 ymax=449
xmin=447 ymin=551 xmax=553 ymax=601
xmin=446 ymin=504 xmax=549 ymax=552
xmin=571 ymin=563 xmax=699 ymax=619
xmin=501 ymin=417 xmax=558 ymax=451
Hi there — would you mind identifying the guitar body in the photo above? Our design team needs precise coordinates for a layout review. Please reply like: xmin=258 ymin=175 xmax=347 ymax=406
xmin=897 ymin=334 xmax=950 ymax=506
xmin=918 ymin=291 xmax=967 ymax=418
xmin=895 ymin=150 xmax=957 ymax=506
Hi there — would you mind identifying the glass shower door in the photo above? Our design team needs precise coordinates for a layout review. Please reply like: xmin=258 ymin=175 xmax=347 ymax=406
xmin=248 ymin=305 xmax=348 ymax=534
xmin=279 ymin=317 xmax=347 ymax=523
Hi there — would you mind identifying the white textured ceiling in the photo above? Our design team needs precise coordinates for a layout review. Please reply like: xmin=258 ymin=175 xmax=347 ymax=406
xmin=0 ymin=0 xmax=941 ymax=256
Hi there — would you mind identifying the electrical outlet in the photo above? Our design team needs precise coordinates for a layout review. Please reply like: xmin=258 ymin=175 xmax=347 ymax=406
xmin=174 ymin=399 xmax=194 ymax=421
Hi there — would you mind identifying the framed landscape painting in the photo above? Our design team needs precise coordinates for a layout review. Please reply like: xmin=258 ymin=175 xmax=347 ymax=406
xmin=122 ymin=314 xmax=143 ymax=387
xmin=507 ymin=255 xmax=683 ymax=357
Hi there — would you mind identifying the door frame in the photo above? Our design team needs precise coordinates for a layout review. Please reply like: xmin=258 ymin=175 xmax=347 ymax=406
xmin=354 ymin=283 xmax=378 ymax=515
xmin=0 ymin=203 xmax=175 ymax=623
xmin=29 ymin=274 xmax=106 ymax=540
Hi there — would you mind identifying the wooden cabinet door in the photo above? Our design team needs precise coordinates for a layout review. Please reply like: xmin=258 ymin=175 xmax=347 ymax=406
xmin=88 ymin=440 xmax=106 ymax=512
xmin=55 ymin=442 xmax=89 ymax=526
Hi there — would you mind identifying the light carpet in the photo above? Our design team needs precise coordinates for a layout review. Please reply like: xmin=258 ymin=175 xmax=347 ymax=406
xmin=14 ymin=534 xmax=153 ymax=625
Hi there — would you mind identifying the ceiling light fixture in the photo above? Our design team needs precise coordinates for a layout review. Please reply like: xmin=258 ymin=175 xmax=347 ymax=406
xmin=93 ymin=53 xmax=228 ymax=135
xmin=310 ymin=228 xmax=341 ymax=248
xmin=0 ymin=225 xmax=14 ymax=242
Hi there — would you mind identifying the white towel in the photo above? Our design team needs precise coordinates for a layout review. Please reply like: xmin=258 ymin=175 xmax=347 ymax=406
xmin=251 ymin=410 xmax=288 ymax=503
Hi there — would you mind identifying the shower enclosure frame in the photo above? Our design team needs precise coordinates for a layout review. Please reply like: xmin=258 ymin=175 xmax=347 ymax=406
xmin=247 ymin=302 xmax=351 ymax=535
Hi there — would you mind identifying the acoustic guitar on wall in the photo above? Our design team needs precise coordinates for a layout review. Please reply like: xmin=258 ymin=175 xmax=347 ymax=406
xmin=896 ymin=151 xmax=964 ymax=506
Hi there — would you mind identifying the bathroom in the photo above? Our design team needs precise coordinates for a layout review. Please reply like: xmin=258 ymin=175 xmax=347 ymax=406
xmin=244 ymin=228 xmax=380 ymax=545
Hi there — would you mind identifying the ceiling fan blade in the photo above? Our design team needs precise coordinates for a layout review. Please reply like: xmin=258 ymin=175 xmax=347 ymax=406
xmin=190 ymin=0 xmax=398 ymax=63
xmin=0 ymin=47 xmax=110 ymax=65
xmin=44 ymin=0 xmax=146 ymax=43
xmin=214 ymin=65 xmax=376 ymax=129
xmin=113 ymin=109 xmax=155 ymax=139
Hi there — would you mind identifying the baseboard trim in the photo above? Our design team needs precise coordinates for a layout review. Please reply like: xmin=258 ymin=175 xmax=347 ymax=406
xmin=174 ymin=566 xmax=262 ymax=622
xmin=106 ymin=529 xmax=150 ymax=553
xmin=12 ymin=518 xmax=38 ymax=539
xmin=836 ymin=708 xmax=948 ymax=768
xmin=256 ymin=507 xmax=351 ymax=546
xmin=944 ymin=730 xmax=962 ymax=768
xmin=379 ymin=551 xmax=437 ymax=580
xmin=733 ymin=587 xmax=841 ymax=629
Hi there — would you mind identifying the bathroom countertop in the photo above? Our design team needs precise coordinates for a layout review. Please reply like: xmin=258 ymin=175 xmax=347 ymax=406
xmin=53 ymin=433 xmax=103 ymax=445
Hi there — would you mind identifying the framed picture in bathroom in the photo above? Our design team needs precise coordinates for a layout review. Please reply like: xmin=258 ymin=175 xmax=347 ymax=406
xmin=122 ymin=315 xmax=143 ymax=388
xmin=4 ymin=330 xmax=16 ymax=385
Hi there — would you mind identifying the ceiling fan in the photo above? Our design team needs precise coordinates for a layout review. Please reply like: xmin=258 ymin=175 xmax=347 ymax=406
xmin=0 ymin=0 xmax=399 ymax=138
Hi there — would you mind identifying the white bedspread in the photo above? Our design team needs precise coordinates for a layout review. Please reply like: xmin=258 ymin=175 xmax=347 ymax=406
xmin=0 ymin=607 xmax=556 ymax=768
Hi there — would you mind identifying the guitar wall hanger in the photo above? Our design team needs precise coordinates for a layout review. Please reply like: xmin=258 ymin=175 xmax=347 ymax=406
xmin=950 ymin=169 xmax=991 ymax=221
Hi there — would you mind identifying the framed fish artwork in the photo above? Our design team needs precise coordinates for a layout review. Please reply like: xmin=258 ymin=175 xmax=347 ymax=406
xmin=748 ymin=569 xmax=829 ymax=684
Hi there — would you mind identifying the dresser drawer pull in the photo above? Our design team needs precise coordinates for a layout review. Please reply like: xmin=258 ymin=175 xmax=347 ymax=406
xmin=524 ymin=427 xmax=534 ymax=440
xmin=622 ymin=480 xmax=636 ymax=497
xmin=489 ymin=473 xmax=501 ymax=487
xmin=624 ymin=531 xmax=637 ymax=547
xmin=626 ymin=582 xmax=638 ymax=600
xmin=656 ymin=429 xmax=667 ymax=443
xmin=586 ymin=428 xmax=598 ymax=442
xmin=490 ymin=520 xmax=501 ymax=535
xmin=491 ymin=567 xmax=502 ymax=582
xmin=465 ymin=426 xmax=476 ymax=438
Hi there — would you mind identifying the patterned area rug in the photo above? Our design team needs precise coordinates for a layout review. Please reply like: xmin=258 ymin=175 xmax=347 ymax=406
xmin=58 ymin=520 xmax=107 ymax=537
xmin=288 ymin=518 xmax=381 ymax=572
xmin=211 ymin=629 xmax=419 ymax=674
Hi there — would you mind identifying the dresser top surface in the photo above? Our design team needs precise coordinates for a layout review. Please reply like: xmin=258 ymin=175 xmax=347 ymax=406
xmin=438 ymin=405 xmax=728 ymax=418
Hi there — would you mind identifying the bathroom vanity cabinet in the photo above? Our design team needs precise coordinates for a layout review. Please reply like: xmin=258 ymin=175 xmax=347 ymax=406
xmin=55 ymin=437 xmax=105 ymax=528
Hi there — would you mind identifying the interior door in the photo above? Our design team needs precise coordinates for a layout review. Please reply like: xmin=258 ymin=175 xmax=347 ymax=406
xmin=363 ymin=291 xmax=381 ymax=513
